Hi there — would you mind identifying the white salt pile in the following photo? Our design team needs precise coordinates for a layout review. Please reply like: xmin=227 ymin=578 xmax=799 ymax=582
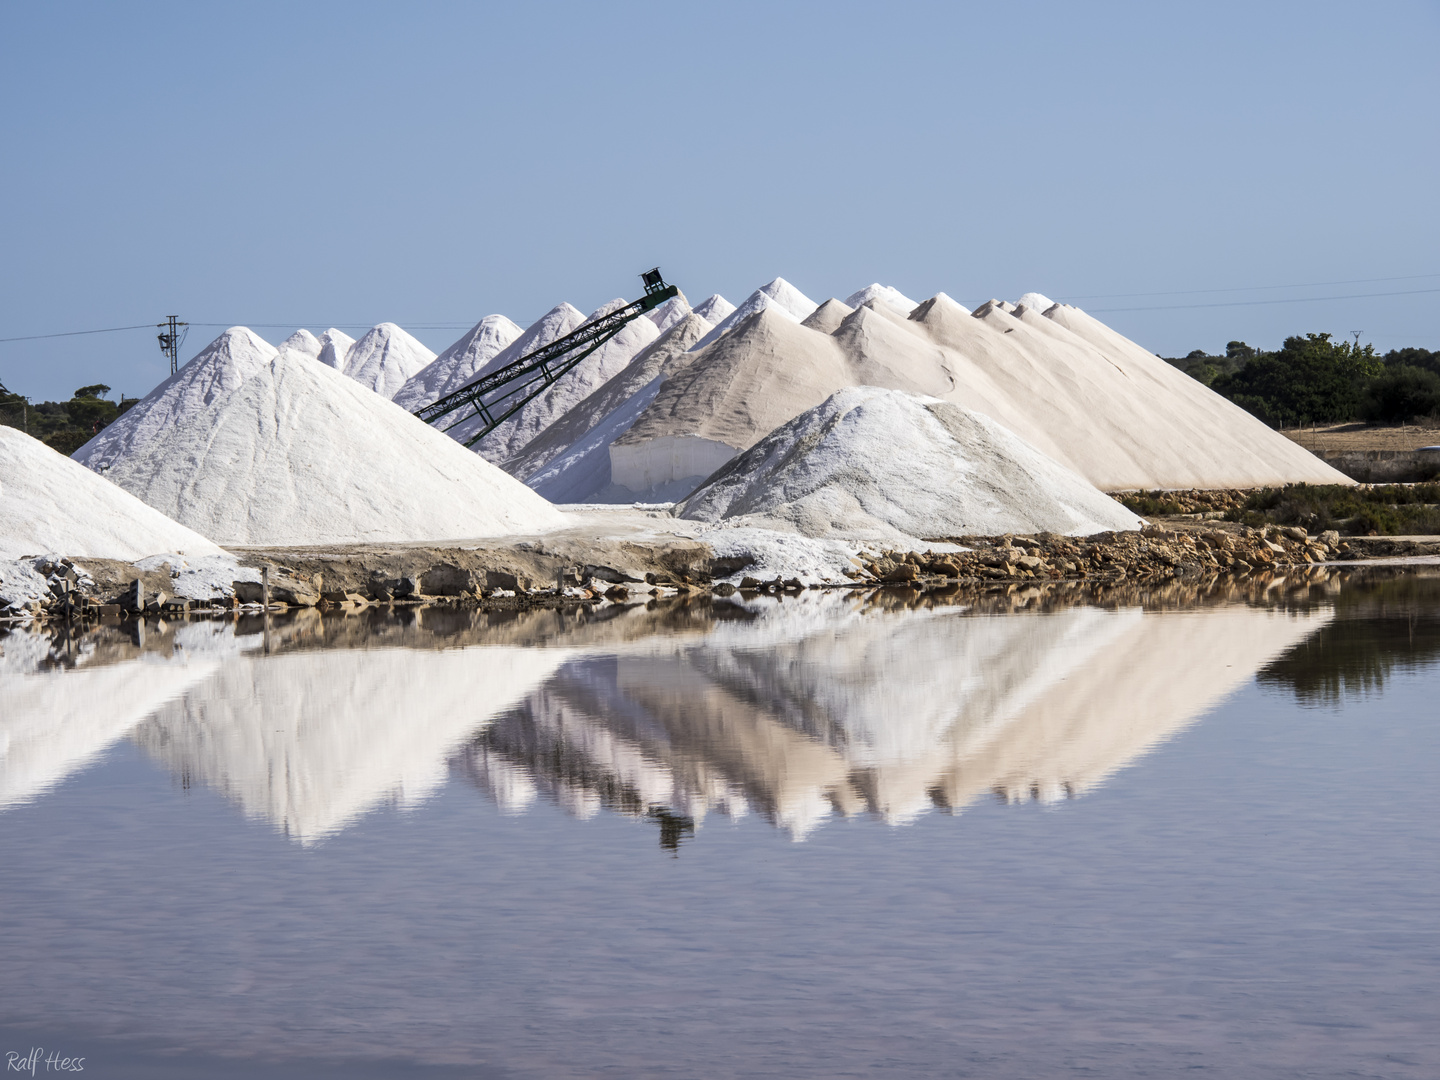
xmin=677 ymin=387 xmax=1143 ymax=540
xmin=392 ymin=313 xmax=522 ymax=413
xmin=508 ymin=311 xmax=715 ymax=503
xmin=74 ymin=326 xmax=277 ymax=474
xmin=316 ymin=328 xmax=356 ymax=370
xmin=445 ymin=300 xmax=661 ymax=465
xmin=1 ymin=426 xmax=225 ymax=561
xmin=604 ymin=278 xmax=1349 ymax=495
xmin=844 ymin=283 xmax=918 ymax=315
xmin=279 ymin=329 xmax=323 ymax=358
xmin=90 ymin=339 xmax=568 ymax=546
xmin=343 ymin=322 xmax=437 ymax=399
xmin=691 ymin=294 xmax=736 ymax=325
xmin=691 ymin=277 xmax=817 ymax=351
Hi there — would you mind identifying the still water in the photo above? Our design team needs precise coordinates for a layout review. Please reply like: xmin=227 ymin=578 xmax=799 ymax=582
xmin=2 ymin=571 xmax=1438 ymax=1078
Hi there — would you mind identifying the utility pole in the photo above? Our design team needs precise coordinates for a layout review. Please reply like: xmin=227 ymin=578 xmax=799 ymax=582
xmin=1350 ymin=330 xmax=1364 ymax=348
xmin=156 ymin=315 xmax=188 ymax=375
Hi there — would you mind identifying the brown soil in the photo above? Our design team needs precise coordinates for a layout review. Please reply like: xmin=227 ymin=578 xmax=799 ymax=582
xmin=1282 ymin=422 xmax=1440 ymax=453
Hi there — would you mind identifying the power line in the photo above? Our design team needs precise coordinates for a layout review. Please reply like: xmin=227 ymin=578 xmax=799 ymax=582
xmin=0 ymin=323 xmax=155 ymax=343
xmin=1068 ymin=271 xmax=1440 ymax=301
xmin=1089 ymin=287 xmax=1440 ymax=313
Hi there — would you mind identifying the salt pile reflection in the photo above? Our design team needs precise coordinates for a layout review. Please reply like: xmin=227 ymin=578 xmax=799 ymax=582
xmin=1 ymin=591 xmax=1330 ymax=844
xmin=460 ymin=597 xmax=1325 ymax=839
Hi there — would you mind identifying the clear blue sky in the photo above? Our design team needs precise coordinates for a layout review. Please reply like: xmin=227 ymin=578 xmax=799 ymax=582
xmin=2 ymin=1 xmax=1437 ymax=402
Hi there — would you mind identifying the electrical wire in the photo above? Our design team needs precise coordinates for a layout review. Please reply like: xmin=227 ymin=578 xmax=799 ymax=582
xmin=0 ymin=323 xmax=156 ymax=344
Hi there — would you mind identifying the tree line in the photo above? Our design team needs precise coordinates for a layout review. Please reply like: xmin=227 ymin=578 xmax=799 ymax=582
xmin=1165 ymin=334 xmax=1440 ymax=428
xmin=0 ymin=382 xmax=139 ymax=455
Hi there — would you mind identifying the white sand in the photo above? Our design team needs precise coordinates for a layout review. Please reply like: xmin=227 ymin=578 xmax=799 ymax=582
xmin=678 ymin=387 xmax=1143 ymax=540
xmin=0 ymin=428 xmax=224 ymax=562
xmin=93 ymin=346 xmax=568 ymax=546
xmin=74 ymin=327 xmax=277 ymax=474
xmin=447 ymin=300 xmax=660 ymax=465
xmin=279 ymin=329 xmax=322 ymax=358
xmin=316 ymin=327 xmax=356 ymax=370
xmin=506 ymin=312 xmax=715 ymax=502
xmin=392 ymin=314 xmax=522 ymax=413
xmin=343 ymin=322 xmax=437 ymax=399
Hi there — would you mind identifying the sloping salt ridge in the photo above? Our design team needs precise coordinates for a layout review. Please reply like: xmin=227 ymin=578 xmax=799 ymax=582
xmin=691 ymin=294 xmax=736 ymax=325
xmin=96 ymin=348 xmax=568 ymax=546
xmin=690 ymin=278 xmax=818 ymax=351
xmin=344 ymin=322 xmax=437 ymax=399
xmin=844 ymin=284 xmax=918 ymax=315
xmin=74 ymin=327 xmax=278 ymax=474
xmin=678 ymin=387 xmax=1143 ymax=540
xmin=393 ymin=314 xmax=523 ymax=413
xmin=2 ymin=426 xmax=225 ymax=561
xmin=280 ymin=329 xmax=322 ymax=358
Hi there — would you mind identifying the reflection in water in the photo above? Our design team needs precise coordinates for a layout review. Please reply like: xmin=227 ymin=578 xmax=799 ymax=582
xmin=12 ymin=570 xmax=1439 ymax=845
xmin=461 ymin=601 xmax=1325 ymax=840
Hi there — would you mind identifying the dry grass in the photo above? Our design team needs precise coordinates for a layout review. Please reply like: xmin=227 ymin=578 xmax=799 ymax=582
xmin=1282 ymin=422 xmax=1440 ymax=452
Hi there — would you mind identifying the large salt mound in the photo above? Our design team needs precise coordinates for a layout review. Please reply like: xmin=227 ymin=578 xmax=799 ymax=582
xmin=645 ymin=294 xmax=691 ymax=334
xmin=611 ymin=284 xmax=1348 ymax=493
xmin=508 ymin=311 xmax=715 ymax=503
xmin=1 ymin=427 xmax=224 ymax=560
xmin=95 ymin=348 xmax=568 ymax=546
xmin=446 ymin=300 xmax=660 ymax=465
xmin=74 ymin=327 xmax=277 ymax=474
xmin=316 ymin=328 xmax=356 ymax=370
xmin=677 ymin=387 xmax=1142 ymax=540
xmin=392 ymin=314 xmax=523 ymax=413
xmin=344 ymin=322 xmax=437 ymax=399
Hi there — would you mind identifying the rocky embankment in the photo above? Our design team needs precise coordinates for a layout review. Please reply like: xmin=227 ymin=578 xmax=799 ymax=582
xmin=2 ymin=517 xmax=1431 ymax=625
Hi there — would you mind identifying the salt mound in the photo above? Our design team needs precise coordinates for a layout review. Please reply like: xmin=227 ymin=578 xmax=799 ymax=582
xmin=95 ymin=349 xmax=568 ymax=546
xmin=1015 ymin=291 xmax=1056 ymax=314
xmin=613 ymin=305 xmax=853 ymax=494
xmin=645 ymin=294 xmax=691 ymax=334
xmin=510 ymin=311 xmax=715 ymax=503
xmin=446 ymin=301 xmax=659 ymax=465
xmin=691 ymin=294 xmax=736 ymax=325
xmin=344 ymin=322 xmax=437 ymax=399
xmin=280 ymin=329 xmax=322 ymax=358
xmin=843 ymin=283 xmax=918 ymax=315
xmin=317 ymin=328 xmax=355 ymax=370
xmin=677 ymin=387 xmax=1142 ymax=540
xmin=802 ymin=298 xmax=855 ymax=334
xmin=74 ymin=326 xmax=277 ymax=474
xmin=1 ymin=426 xmax=224 ymax=560
xmin=690 ymin=278 xmax=818 ymax=351
xmin=392 ymin=313 xmax=523 ymax=413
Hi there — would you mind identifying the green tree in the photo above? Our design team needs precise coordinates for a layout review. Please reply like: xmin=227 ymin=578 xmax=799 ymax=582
xmin=1212 ymin=332 xmax=1381 ymax=427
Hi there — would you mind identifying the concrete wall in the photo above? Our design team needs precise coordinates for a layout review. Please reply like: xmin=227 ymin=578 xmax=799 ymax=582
xmin=609 ymin=434 xmax=739 ymax=495
xmin=1313 ymin=449 xmax=1440 ymax=484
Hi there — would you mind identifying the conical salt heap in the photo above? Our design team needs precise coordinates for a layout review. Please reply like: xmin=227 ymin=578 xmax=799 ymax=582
xmin=2 ymin=426 xmax=224 ymax=561
xmin=344 ymin=322 xmax=436 ymax=399
xmin=83 ymin=332 xmax=568 ymax=546
xmin=678 ymin=386 xmax=1143 ymax=540
xmin=392 ymin=314 xmax=523 ymax=413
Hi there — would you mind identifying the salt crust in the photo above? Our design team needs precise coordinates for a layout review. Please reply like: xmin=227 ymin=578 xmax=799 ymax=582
xmin=94 ymin=344 xmax=568 ymax=546
xmin=678 ymin=387 xmax=1144 ymax=540
xmin=392 ymin=314 xmax=522 ymax=413
xmin=316 ymin=328 xmax=356 ymax=370
xmin=341 ymin=322 xmax=436 ymax=399
xmin=1 ymin=426 xmax=225 ymax=562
